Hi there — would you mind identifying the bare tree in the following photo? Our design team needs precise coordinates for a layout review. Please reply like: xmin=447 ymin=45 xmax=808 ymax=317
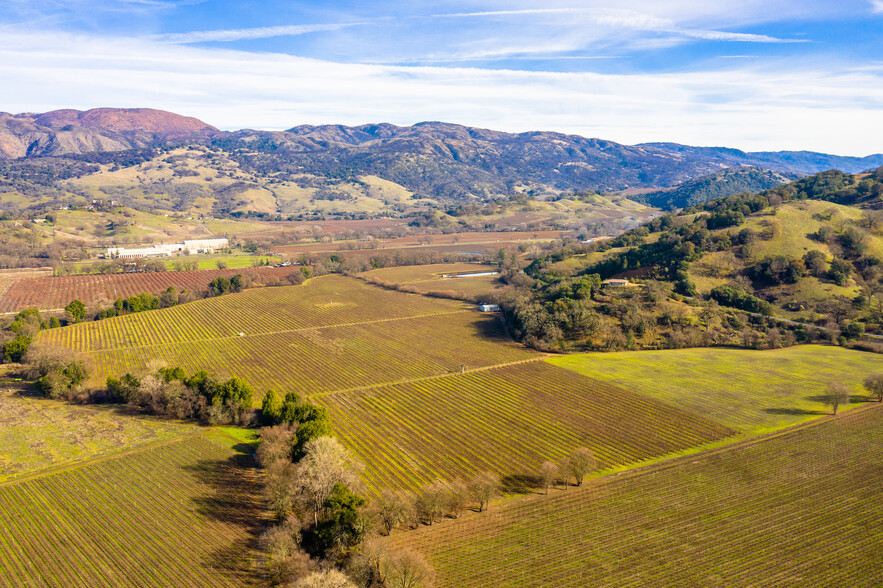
xmin=292 ymin=569 xmax=357 ymax=588
xmin=264 ymin=460 xmax=297 ymax=520
xmin=255 ymin=423 xmax=296 ymax=468
xmin=417 ymin=480 xmax=448 ymax=525
xmin=699 ymin=300 xmax=719 ymax=332
xmin=468 ymin=471 xmax=500 ymax=512
xmin=569 ymin=448 xmax=597 ymax=486
xmin=373 ymin=491 xmax=406 ymax=536
xmin=382 ymin=549 xmax=435 ymax=588
xmin=293 ymin=436 xmax=363 ymax=525
xmin=259 ymin=516 xmax=310 ymax=584
xmin=823 ymin=383 xmax=851 ymax=415
xmin=558 ymin=457 xmax=572 ymax=489
xmin=446 ymin=480 xmax=470 ymax=518
xmin=538 ymin=461 xmax=558 ymax=495
xmin=865 ymin=373 xmax=883 ymax=402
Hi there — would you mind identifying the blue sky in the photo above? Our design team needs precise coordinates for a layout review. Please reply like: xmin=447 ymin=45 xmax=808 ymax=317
xmin=1 ymin=0 xmax=882 ymax=153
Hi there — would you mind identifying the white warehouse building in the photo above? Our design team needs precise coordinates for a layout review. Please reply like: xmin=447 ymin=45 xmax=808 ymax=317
xmin=106 ymin=238 xmax=229 ymax=259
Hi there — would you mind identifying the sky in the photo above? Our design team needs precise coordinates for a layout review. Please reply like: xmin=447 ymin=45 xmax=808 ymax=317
xmin=1 ymin=0 xmax=882 ymax=154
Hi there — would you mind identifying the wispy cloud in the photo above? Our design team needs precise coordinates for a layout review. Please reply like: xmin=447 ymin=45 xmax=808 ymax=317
xmin=872 ymin=0 xmax=883 ymax=12
xmin=153 ymin=23 xmax=362 ymax=44
xmin=433 ymin=7 xmax=804 ymax=45
xmin=1 ymin=30 xmax=880 ymax=154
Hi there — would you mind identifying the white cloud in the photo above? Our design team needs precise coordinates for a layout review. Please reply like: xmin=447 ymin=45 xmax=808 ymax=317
xmin=153 ymin=23 xmax=361 ymax=44
xmin=0 ymin=31 xmax=880 ymax=154
xmin=872 ymin=0 xmax=883 ymax=12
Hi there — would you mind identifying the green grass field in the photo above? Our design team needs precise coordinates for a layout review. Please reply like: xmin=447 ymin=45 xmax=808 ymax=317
xmin=393 ymin=404 xmax=883 ymax=587
xmin=0 ymin=431 xmax=261 ymax=587
xmin=0 ymin=375 xmax=197 ymax=482
xmin=548 ymin=346 xmax=883 ymax=435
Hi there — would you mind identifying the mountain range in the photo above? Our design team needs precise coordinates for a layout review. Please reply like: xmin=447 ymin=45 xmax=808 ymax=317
xmin=1 ymin=108 xmax=881 ymax=208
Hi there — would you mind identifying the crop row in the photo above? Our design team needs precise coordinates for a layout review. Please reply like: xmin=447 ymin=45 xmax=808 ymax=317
xmin=0 ymin=434 xmax=259 ymax=588
xmin=390 ymin=405 xmax=883 ymax=587
xmin=79 ymin=310 xmax=535 ymax=396
xmin=37 ymin=276 xmax=468 ymax=352
xmin=0 ymin=266 xmax=295 ymax=313
xmin=323 ymin=362 xmax=736 ymax=494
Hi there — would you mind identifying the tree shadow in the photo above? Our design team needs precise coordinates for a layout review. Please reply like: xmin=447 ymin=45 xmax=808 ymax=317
xmin=474 ymin=315 xmax=512 ymax=342
xmin=805 ymin=394 xmax=874 ymax=404
xmin=501 ymin=473 xmax=540 ymax=494
xmin=181 ymin=442 xmax=265 ymax=583
xmin=763 ymin=407 xmax=828 ymax=416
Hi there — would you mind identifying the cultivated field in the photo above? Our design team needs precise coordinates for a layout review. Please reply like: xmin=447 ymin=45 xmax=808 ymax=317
xmin=361 ymin=263 xmax=506 ymax=300
xmin=0 ymin=432 xmax=262 ymax=587
xmin=394 ymin=404 xmax=883 ymax=587
xmin=0 ymin=378 xmax=196 ymax=482
xmin=549 ymin=346 xmax=883 ymax=434
xmin=0 ymin=266 xmax=295 ymax=313
xmin=36 ymin=276 xmax=535 ymax=394
xmin=324 ymin=361 xmax=735 ymax=493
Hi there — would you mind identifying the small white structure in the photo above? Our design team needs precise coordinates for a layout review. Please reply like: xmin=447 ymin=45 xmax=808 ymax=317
xmin=478 ymin=303 xmax=501 ymax=312
xmin=602 ymin=278 xmax=630 ymax=287
xmin=183 ymin=238 xmax=229 ymax=254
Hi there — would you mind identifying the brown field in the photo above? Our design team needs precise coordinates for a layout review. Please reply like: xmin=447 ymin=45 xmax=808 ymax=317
xmin=393 ymin=405 xmax=883 ymax=587
xmin=0 ymin=266 xmax=296 ymax=313
xmin=361 ymin=263 xmax=506 ymax=300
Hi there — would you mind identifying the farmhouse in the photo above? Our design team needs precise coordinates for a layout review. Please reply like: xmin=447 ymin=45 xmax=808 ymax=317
xmin=602 ymin=278 xmax=630 ymax=287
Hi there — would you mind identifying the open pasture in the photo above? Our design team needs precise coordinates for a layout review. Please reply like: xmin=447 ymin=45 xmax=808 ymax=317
xmin=0 ymin=432 xmax=261 ymax=587
xmin=37 ymin=276 xmax=535 ymax=394
xmin=549 ymin=346 xmax=883 ymax=435
xmin=395 ymin=405 xmax=883 ymax=587
xmin=0 ymin=266 xmax=295 ymax=313
xmin=323 ymin=361 xmax=735 ymax=493
xmin=0 ymin=379 xmax=197 ymax=482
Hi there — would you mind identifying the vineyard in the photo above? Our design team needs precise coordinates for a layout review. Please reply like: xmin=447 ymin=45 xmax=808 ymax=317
xmin=549 ymin=346 xmax=883 ymax=434
xmin=0 ymin=378 xmax=197 ymax=482
xmin=393 ymin=405 xmax=883 ymax=587
xmin=0 ymin=432 xmax=262 ymax=587
xmin=322 ymin=362 xmax=736 ymax=493
xmin=36 ymin=276 xmax=535 ymax=394
xmin=361 ymin=263 xmax=506 ymax=300
xmin=0 ymin=266 xmax=295 ymax=313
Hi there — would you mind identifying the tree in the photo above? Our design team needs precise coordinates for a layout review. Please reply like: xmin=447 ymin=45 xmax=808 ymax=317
xmin=261 ymin=390 xmax=284 ymax=426
xmin=468 ymin=471 xmax=500 ymax=512
xmin=568 ymin=447 xmax=596 ymax=486
xmin=294 ymin=436 xmax=363 ymax=525
xmin=259 ymin=516 xmax=309 ymax=584
xmin=864 ymin=373 xmax=883 ymax=402
xmin=417 ymin=480 xmax=448 ymax=525
xmin=699 ymin=300 xmax=719 ymax=332
xmin=256 ymin=423 xmax=296 ymax=468
xmin=292 ymin=569 xmax=357 ymax=588
xmin=264 ymin=459 xmax=297 ymax=520
xmin=382 ymin=549 xmax=435 ymax=588
xmin=446 ymin=480 xmax=470 ymax=518
xmin=374 ymin=490 xmax=409 ymax=536
xmin=538 ymin=461 xmax=558 ymax=495
xmin=822 ymin=383 xmax=851 ymax=415
xmin=65 ymin=299 xmax=87 ymax=323
xmin=314 ymin=482 xmax=367 ymax=554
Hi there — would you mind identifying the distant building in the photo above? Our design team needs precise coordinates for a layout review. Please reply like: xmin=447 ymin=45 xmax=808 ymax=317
xmin=602 ymin=278 xmax=630 ymax=287
xmin=478 ymin=303 xmax=501 ymax=312
xmin=106 ymin=238 xmax=229 ymax=259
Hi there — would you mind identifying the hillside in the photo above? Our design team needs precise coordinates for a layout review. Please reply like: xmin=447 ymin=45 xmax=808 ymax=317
xmin=2 ymin=109 xmax=881 ymax=223
xmin=637 ymin=166 xmax=795 ymax=210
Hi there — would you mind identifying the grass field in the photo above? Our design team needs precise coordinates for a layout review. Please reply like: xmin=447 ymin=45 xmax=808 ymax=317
xmin=0 ymin=375 xmax=197 ymax=482
xmin=393 ymin=404 xmax=883 ymax=587
xmin=0 ymin=431 xmax=262 ymax=587
xmin=548 ymin=346 xmax=883 ymax=435
xmin=0 ymin=266 xmax=295 ymax=313
xmin=323 ymin=361 xmax=735 ymax=493
xmin=36 ymin=276 xmax=535 ymax=394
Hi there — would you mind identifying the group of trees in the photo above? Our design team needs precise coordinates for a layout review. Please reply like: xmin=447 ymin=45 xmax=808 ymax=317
xmin=104 ymin=366 xmax=255 ymax=425
xmin=2 ymin=308 xmax=61 ymax=364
